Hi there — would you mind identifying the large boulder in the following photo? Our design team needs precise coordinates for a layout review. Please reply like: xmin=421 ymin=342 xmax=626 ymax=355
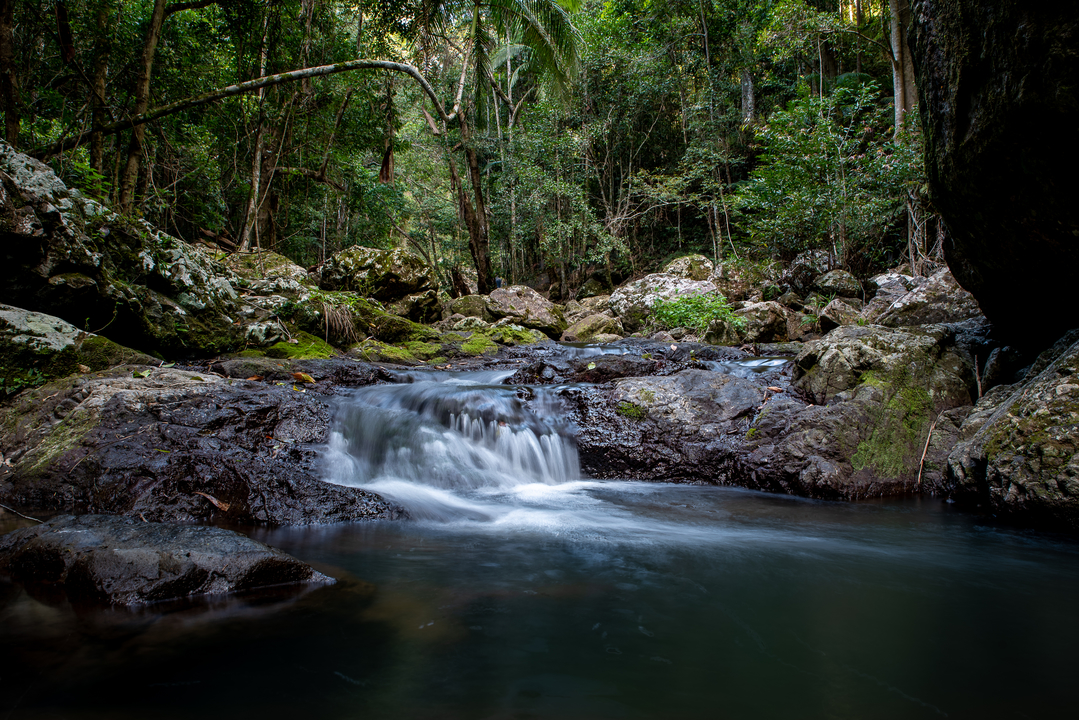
xmin=735 ymin=301 xmax=789 ymax=343
xmin=610 ymin=274 xmax=716 ymax=332
xmin=486 ymin=285 xmax=567 ymax=339
xmin=561 ymin=314 xmax=623 ymax=342
xmin=319 ymin=245 xmax=438 ymax=304
xmin=736 ymin=323 xmax=982 ymax=498
xmin=1 ymin=304 xmax=156 ymax=395
xmin=874 ymin=268 xmax=982 ymax=327
xmin=663 ymin=254 xmax=714 ymax=281
xmin=813 ymin=269 xmax=862 ymax=299
xmin=0 ymin=143 xmax=246 ymax=355
xmin=449 ymin=294 xmax=492 ymax=321
xmin=0 ymin=514 xmax=331 ymax=606
xmin=0 ymin=365 xmax=402 ymax=525
xmin=860 ymin=272 xmax=918 ymax=324
xmin=225 ymin=251 xmax=312 ymax=298
xmin=782 ymin=250 xmax=835 ymax=295
xmin=946 ymin=329 xmax=1079 ymax=529
xmin=911 ymin=1 xmax=1079 ymax=348
xmin=819 ymin=297 xmax=863 ymax=332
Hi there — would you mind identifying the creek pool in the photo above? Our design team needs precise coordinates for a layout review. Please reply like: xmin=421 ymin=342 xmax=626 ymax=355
xmin=2 ymin=364 xmax=1078 ymax=718
xmin=1 ymin=484 xmax=1078 ymax=719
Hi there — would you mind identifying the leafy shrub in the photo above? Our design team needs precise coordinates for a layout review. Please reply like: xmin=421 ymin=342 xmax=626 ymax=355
xmin=652 ymin=292 xmax=745 ymax=334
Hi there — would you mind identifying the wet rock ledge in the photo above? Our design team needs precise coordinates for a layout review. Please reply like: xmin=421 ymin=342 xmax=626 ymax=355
xmin=0 ymin=514 xmax=331 ymax=606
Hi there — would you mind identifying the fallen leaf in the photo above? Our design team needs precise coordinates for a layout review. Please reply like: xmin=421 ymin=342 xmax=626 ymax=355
xmin=292 ymin=372 xmax=315 ymax=383
xmin=246 ymin=375 xmax=264 ymax=381
xmin=193 ymin=491 xmax=230 ymax=512
xmin=288 ymin=338 xmax=300 ymax=344
xmin=587 ymin=362 xmax=597 ymax=370
xmin=132 ymin=369 xmax=152 ymax=378
xmin=292 ymin=385 xmax=306 ymax=392
xmin=160 ymin=362 xmax=176 ymax=368
xmin=767 ymin=386 xmax=783 ymax=392
xmin=671 ymin=344 xmax=677 ymax=351
xmin=78 ymin=364 xmax=91 ymax=373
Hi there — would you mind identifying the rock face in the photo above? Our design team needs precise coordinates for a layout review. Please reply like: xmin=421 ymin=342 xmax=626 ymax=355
xmin=1 ymin=305 xmax=156 ymax=394
xmin=813 ymin=269 xmax=861 ymax=299
xmin=0 ymin=143 xmax=246 ymax=355
xmin=0 ymin=514 xmax=331 ymax=605
xmin=911 ymin=0 xmax=1079 ymax=348
xmin=610 ymin=274 xmax=716 ymax=332
xmin=0 ymin=365 xmax=402 ymax=525
xmin=663 ymin=254 xmax=714 ymax=281
xmin=946 ymin=330 xmax=1079 ymax=529
xmin=486 ymin=286 xmax=567 ymax=339
xmin=320 ymin=245 xmax=438 ymax=308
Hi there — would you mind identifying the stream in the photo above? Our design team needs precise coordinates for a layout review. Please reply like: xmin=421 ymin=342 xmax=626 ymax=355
xmin=1 ymin=360 xmax=1078 ymax=718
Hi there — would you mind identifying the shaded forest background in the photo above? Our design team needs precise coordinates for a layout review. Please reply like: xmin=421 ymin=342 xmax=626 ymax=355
xmin=0 ymin=0 xmax=935 ymax=300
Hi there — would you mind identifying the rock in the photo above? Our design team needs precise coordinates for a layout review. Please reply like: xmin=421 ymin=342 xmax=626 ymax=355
xmin=1 ymin=305 xmax=157 ymax=395
xmin=734 ymin=301 xmax=789 ymax=343
xmin=911 ymin=0 xmax=1079 ymax=348
xmin=664 ymin=254 xmax=714 ymax=281
xmin=735 ymin=323 xmax=979 ymax=499
xmin=708 ymin=263 xmax=755 ymax=302
xmin=569 ymin=369 xmax=766 ymax=481
xmin=449 ymin=294 xmax=492 ymax=320
xmin=875 ymin=268 xmax=982 ymax=327
xmin=813 ymin=269 xmax=862 ymax=298
xmin=0 ymin=515 xmax=331 ymax=606
xmin=486 ymin=285 xmax=567 ymax=339
xmin=776 ymin=290 xmax=803 ymax=310
xmin=946 ymin=329 xmax=1079 ymax=529
xmin=793 ymin=324 xmax=975 ymax=407
xmin=819 ymin=297 xmax=863 ymax=332
xmin=319 ymin=245 xmax=438 ymax=303
xmin=786 ymin=312 xmax=819 ymax=342
xmin=783 ymin=250 xmax=835 ymax=295
xmin=0 ymin=143 xmax=246 ymax=356
xmin=453 ymin=316 xmax=491 ymax=332
xmin=226 ymin=251 xmax=312 ymax=297
xmin=860 ymin=272 xmax=918 ymax=324
xmin=579 ymin=294 xmax=612 ymax=314
xmin=575 ymin=277 xmax=611 ymax=300
xmin=590 ymin=333 xmax=623 ymax=344
xmin=561 ymin=314 xmax=624 ymax=342
xmin=389 ymin=289 xmax=441 ymax=324
xmin=609 ymin=274 xmax=717 ymax=332
xmin=0 ymin=365 xmax=402 ymax=525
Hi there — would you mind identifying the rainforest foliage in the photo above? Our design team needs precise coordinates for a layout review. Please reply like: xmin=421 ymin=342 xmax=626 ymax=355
xmin=0 ymin=0 xmax=933 ymax=297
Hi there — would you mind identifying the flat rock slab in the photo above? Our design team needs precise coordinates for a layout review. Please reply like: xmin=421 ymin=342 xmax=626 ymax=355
xmin=0 ymin=515 xmax=332 ymax=606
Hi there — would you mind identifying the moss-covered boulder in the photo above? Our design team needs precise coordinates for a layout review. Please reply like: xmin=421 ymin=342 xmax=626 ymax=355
xmin=561 ymin=314 xmax=624 ymax=342
xmin=319 ymin=245 xmax=438 ymax=304
xmin=946 ymin=329 xmax=1079 ymax=529
xmin=449 ymin=294 xmax=492 ymax=320
xmin=486 ymin=286 xmax=567 ymax=339
xmin=813 ymin=269 xmax=862 ymax=299
xmin=733 ymin=323 xmax=981 ymax=499
xmin=664 ymin=254 xmax=714 ymax=282
xmin=1 ymin=304 xmax=156 ymax=396
xmin=279 ymin=290 xmax=438 ymax=347
xmin=0 ymin=143 xmax=247 ymax=356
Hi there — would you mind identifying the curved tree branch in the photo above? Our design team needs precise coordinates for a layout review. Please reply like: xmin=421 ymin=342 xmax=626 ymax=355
xmin=33 ymin=58 xmax=453 ymax=159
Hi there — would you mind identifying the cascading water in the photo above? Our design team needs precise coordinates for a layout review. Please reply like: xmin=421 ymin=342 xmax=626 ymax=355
xmin=324 ymin=369 xmax=581 ymax=520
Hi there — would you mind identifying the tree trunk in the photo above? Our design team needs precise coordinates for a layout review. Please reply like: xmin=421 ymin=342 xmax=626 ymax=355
xmin=0 ymin=0 xmax=20 ymax=146
xmin=119 ymin=0 xmax=169 ymax=213
xmin=239 ymin=10 xmax=271 ymax=253
xmin=90 ymin=5 xmax=114 ymax=173
xmin=889 ymin=0 xmax=917 ymax=132
xmin=740 ymin=69 xmax=755 ymax=124
xmin=456 ymin=116 xmax=494 ymax=294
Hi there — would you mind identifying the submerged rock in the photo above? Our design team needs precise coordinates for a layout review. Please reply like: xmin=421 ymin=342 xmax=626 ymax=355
xmin=0 ymin=365 xmax=402 ymax=525
xmin=0 ymin=514 xmax=331 ymax=606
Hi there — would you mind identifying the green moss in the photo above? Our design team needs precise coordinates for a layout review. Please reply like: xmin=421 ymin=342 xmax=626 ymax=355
xmin=851 ymin=375 xmax=933 ymax=478
xmin=353 ymin=339 xmax=418 ymax=364
xmin=746 ymin=427 xmax=759 ymax=439
xmin=461 ymin=333 xmax=499 ymax=356
xmin=639 ymin=389 xmax=656 ymax=403
xmin=402 ymin=341 xmax=442 ymax=360
xmin=237 ymin=349 xmax=266 ymax=358
xmin=265 ymin=331 xmax=335 ymax=359
xmin=616 ymin=401 xmax=647 ymax=420
xmin=487 ymin=326 xmax=544 ymax=346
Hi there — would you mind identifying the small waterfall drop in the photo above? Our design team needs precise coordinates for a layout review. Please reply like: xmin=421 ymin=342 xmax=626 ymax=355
xmin=323 ymin=369 xmax=580 ymax=520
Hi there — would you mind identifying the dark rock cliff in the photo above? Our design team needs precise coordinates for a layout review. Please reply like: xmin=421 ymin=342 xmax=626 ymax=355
xmin=910 ymin=0 xmax=1079 ymax=349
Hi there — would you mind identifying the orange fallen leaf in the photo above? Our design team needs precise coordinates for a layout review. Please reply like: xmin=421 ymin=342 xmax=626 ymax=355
xmin=291 ymin=372 xmax=315 ymax=383
xmin=246 ymin=375 xmax=264 ymax=381
xmin=193 ymin=491 xmax=230 ymax=512
xmin=767 ymin=386 xmax=783 ymax=392
xmin=78 ymin=364 xmax=91 ymax=373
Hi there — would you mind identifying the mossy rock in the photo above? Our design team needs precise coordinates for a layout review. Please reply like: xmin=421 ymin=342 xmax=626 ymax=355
xmin=350 ymin=339 xmax=421 ymax=365
xmin=460 ymin=333 xmax=500 ymax=356
xmin=264 ymin=331 xmax=336 ymax=360
xmin=280 ymin=290 xmax=437 ymax=347
xmin=1 ymin=305 xmax=157 ymax=396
